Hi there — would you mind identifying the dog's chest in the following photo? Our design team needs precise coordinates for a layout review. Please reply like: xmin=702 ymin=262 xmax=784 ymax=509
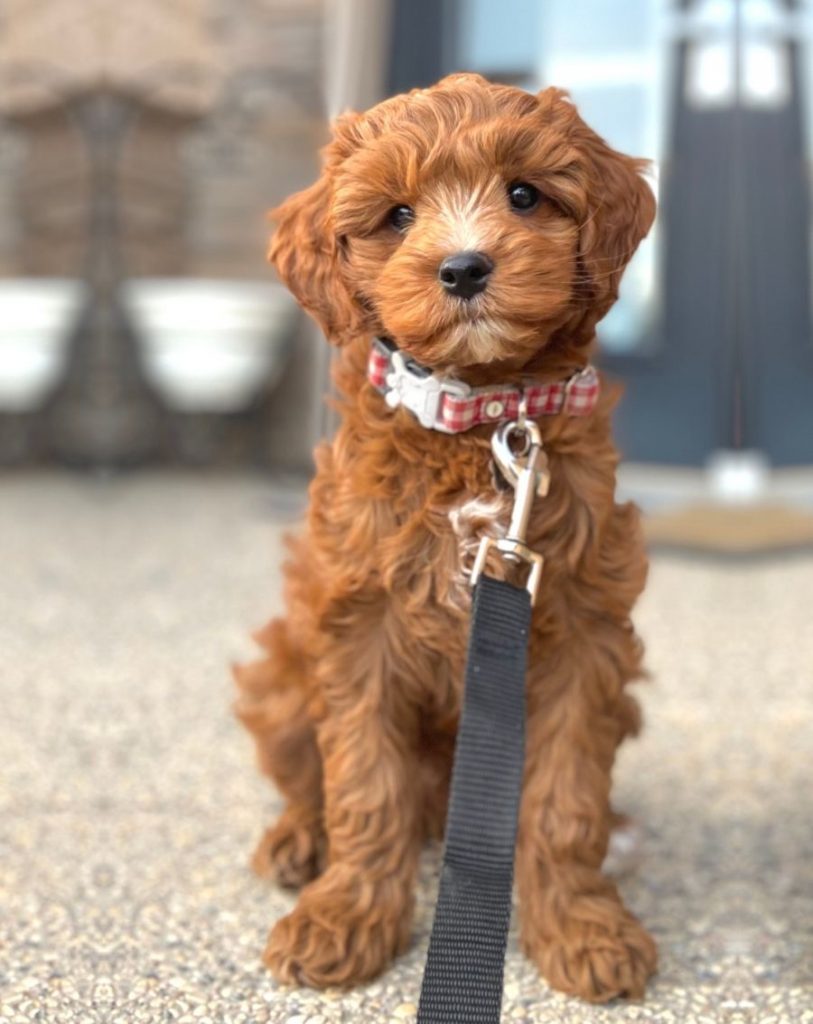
xmin=330 ymin=414 xmax=586 ymax=620
xmin=398 ymin=458 xmax=519 ymax=619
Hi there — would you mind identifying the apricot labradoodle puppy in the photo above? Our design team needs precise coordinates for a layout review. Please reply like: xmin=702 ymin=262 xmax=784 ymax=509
xmin=235 ymin=72 xmax=657 ymax=1003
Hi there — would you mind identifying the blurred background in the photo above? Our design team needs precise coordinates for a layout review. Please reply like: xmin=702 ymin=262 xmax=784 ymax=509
xmin=2 ymin=3 xmax=813 ymax=1023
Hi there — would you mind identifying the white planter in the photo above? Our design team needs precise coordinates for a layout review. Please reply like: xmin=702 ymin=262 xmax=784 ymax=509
xmin=0 ymin=279 xmax=84 ymax=412
xmin=122 ymin=279 xmax=297 ymax=413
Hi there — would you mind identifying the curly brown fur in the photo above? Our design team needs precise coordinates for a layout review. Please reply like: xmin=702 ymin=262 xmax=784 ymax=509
xmin=235 ymin=73 xmax=657 ymax=1002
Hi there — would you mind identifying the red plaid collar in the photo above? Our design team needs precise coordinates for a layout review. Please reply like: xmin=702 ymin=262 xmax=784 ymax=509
xmin=367 ymin=338 xmax=600 ymax=434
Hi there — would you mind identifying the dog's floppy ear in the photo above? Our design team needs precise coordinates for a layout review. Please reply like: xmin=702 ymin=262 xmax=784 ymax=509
xmin=268 ymin=117 xmax=365 ymax=344
xmin=564 ymin=112 xmax=656 ymax=345
xmin=577 ymin=157 xmax=655 ymax=344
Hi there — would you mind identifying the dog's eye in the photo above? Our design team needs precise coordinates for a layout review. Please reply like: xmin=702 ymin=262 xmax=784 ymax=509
xmin=388 ymin=204 xmax=415 ymax=232
xmin=507 ymin=182 xmax=541 ymax=213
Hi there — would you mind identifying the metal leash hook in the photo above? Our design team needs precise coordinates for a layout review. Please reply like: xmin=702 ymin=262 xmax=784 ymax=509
xmin=470 ymin=417 xmax=549 ymax=604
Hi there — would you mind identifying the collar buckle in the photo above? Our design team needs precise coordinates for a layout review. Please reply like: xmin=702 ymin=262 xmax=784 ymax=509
xmin=385 ymin=351 xmax=470 ymax=432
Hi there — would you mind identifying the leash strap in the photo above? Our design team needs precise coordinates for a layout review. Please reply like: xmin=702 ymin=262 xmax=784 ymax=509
xmin=417 ymin=574 xmax=532 ymax=1024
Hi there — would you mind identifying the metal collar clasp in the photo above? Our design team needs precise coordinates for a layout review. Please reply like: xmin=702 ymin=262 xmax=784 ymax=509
xmin=384 ymin=351 xmax=470 ymax=432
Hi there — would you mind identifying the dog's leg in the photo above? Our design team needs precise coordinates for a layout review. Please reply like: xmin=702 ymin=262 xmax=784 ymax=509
xmin=263 ymin=626 xmax=422 ymax=988
xmin=234 ymin=618 xmax=325 ymax=888
xmin=515 ymin=626 xmax=657 ymax=1003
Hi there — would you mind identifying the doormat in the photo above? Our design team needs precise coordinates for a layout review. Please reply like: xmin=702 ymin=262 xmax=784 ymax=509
xmin=643 ymin=503 xmax=813 ymax=555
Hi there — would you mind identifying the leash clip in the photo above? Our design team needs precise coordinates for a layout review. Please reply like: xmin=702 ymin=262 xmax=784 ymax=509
xmin=470 ymin=419 xmax=548 ymax=604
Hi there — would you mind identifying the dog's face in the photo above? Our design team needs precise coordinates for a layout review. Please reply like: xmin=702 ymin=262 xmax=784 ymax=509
xmin=269 ymin=74 xmax=655 ymax=373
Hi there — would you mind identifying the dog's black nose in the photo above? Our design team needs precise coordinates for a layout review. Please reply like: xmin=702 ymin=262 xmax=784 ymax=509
xmin=438 ymin=251 xmax=493 ymax=300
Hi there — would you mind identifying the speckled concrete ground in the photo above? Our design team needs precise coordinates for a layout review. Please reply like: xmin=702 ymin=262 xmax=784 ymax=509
xmin=1 ymin=473 xmax=813 ymax=1024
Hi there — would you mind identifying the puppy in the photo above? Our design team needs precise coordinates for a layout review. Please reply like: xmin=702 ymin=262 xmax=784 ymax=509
xmin=235 ymin=73 xmax=657 ymax=1003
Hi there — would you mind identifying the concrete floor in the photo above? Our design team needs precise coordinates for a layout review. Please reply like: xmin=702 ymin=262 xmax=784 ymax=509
xmin=1 ymin=473 xmax=813 ymax=1023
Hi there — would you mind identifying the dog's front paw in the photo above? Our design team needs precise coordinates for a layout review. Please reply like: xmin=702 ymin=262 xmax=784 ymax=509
xmin=264 ymin=904 xmax=345 ymax=987
xmin=524 ymin=897 xmax=657 ymax=1003
xmin=250 ymin=810 xmax=325 ymax=888
xmin=263 ymin=870 xmax=410 ymax=988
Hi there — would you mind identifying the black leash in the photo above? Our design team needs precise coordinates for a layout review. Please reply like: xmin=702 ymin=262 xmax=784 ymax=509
xmin=417 ymin=417 xmax=547 ymax=1024
xmin=417 ymin=575 xmax=531 ymax=1023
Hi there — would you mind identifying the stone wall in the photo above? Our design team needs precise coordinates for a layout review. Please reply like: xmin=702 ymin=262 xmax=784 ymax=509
xmin=0 ymin=0 xmax=332 ymax=469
